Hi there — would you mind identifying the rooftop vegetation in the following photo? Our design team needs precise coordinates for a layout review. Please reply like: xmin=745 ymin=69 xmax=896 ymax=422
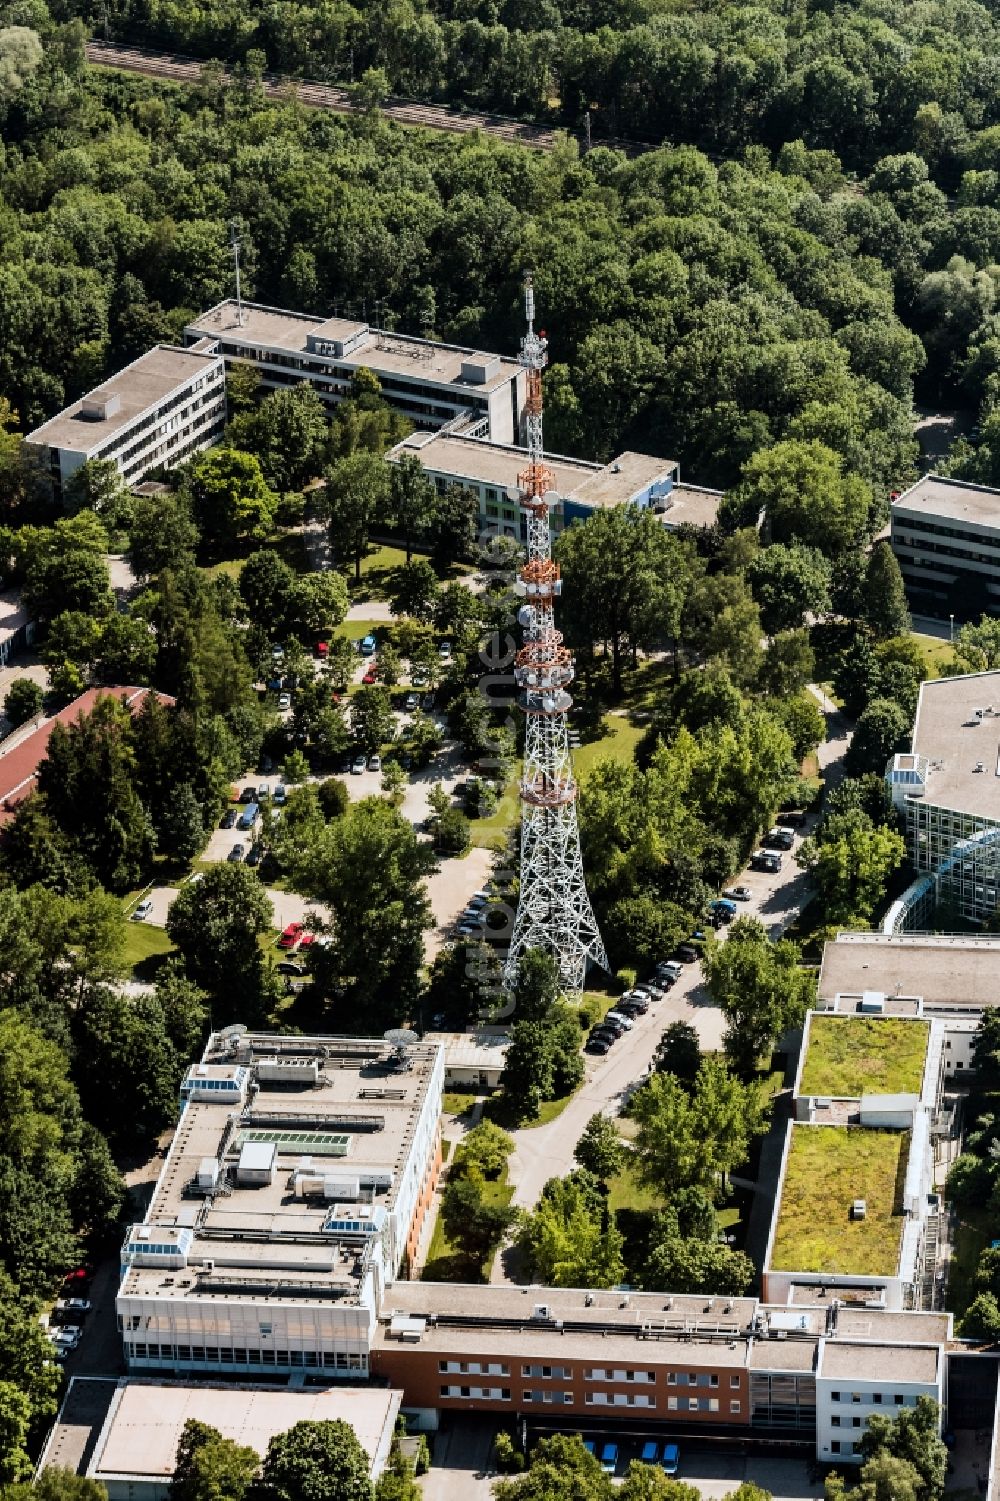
xmin=771 ymin=1125 xmax=909 ymax=1276
xmin=799 ymin=1015 xmax=929 ymax=1100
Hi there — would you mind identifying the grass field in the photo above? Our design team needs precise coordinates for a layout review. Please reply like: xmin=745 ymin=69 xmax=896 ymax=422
xmin=947 ymin=1212 xmax=991 ymax=1322
xmin=771 ymin=1125 xmax=908 ymax=1276
xmin=121 ymin=921 xmax=175 ymax=979
xmin=799 ymin=1016 xmax=930 ymax=1099
xmin=913 ymin=632 xmax=957 ymax=677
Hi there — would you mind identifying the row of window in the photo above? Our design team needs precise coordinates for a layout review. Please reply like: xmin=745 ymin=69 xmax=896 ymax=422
xmin=221 ymin=343 xmax=494 ymax=412
xmin=92 ymin=377 xmax=224 ymax=467
xmin=126 ymin=1343 xmax=366 ymax=1369
xmin=435 ymin=1388 xmax=741 ymax=1413
xmin=436 ymin=1361 xmax=734 ymax=1386
xmin=894 ymin=514 xmax=1000 ymax=544
xmin=830 ymin=1392 xmax=913 ymax=1406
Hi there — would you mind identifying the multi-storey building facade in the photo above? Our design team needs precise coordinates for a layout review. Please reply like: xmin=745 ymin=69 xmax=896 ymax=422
xmin=385 ymin=431 xmax=721 ymax=540
xmin=887 ymin=671 xmax=1000 ymax=922
xmin=371 ymin=1282 xmax=948 ymax=1462
xmin=185 ymin=302 xmax=525 ymax=444
xmin=891 ymin=474 xmax=1000 ymax=617
xmin=116 ymin=1030 xmax=444 ymax=1381
xmin=26 ymin=345 xmax=226 ymax=497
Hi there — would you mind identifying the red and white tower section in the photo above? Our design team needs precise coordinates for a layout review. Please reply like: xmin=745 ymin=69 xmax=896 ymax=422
xmin=504 ymin=275 xmax=609 ymax=996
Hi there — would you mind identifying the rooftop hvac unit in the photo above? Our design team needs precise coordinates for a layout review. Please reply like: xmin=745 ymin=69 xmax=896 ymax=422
xmin=851 ymin=1199 xmax=867 ymax=1221
xmin=197 ymin=1157 xmax=219 ymax=1190
xmin=532 ymin=1304 xmax=550 ymax=1320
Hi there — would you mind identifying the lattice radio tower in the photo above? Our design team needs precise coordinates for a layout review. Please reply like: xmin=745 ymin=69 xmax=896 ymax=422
xmin=503 ymin=273 xmax=609 ymax=997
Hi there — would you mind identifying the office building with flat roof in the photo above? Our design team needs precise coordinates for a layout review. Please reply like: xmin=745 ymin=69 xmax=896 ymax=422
xmin=386 ymin=430 xmax=722 ymax=539
xmin=887 ymin=671 xmax=1000 ymax=922
xmin=891 ymin=474 xmax=1000 ymax=616
xmin=186 ymin=302 xmax=525 ymax=444
xmin=82 ymin=1378 xmax=401 ymax=1498
xmin=26 ymin=345 xmax=226 ymax=497
xmin=370 ymin=1281 xmax=948 ymax=1461
xmin=116 ymin=1029 xmax=443 ymax=1381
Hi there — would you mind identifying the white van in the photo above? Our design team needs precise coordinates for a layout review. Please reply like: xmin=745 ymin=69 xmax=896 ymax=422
xmin=132 ymin=898 xmax=153 ymax=921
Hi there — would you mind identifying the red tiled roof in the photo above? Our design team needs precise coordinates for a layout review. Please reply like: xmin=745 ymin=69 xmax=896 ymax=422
xmin=0 ymin=686 xmax=175 ymax=823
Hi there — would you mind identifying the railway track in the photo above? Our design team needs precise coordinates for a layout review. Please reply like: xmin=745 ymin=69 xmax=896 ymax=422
xmin=85 ymin=39 xmax=567 ymax=150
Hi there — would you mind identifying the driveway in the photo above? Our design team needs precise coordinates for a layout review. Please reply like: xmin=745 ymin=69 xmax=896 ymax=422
xmin=425 ymin=847 xmax=496 ymax=960
xmin=419 ymin=1419 xmax=496 ymax=1501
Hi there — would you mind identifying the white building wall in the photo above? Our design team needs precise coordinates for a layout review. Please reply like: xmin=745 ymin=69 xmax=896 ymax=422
xmin=387 ymin=1044 xmax=444 ymax=1277
xmin=815 ymin=1357 xmax=942 ymax=1464
xmin=118 ymin=1279 xmax=378 ymax=1377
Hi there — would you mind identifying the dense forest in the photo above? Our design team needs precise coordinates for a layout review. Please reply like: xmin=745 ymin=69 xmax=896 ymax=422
xmin=5 ymin=3 xmax=1000 ymax=497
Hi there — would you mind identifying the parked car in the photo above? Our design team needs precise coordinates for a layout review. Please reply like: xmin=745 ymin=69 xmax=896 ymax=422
xmin=237 ymin=802 xmax=260 ymax=831
xmin=674 ymin=944 xmax=699 ymax=963
xmin=315 ymin=641 xmax=328 ymax=659
xmin=709 ymin=897 xmax=738 ymax=922
xmin=605 ymin=1010 xmax=634 ymax=1030
xmin=641 ymin=1442 xmax=660 ymax=1466
xmin=362 ymin=666 xmax=378 ymax=685
xmin=227 ymin=843 xmax=245 ymax=862
xmin=277 ymin=692 xmax=292 ymax=711
xmin=763 ymin=826 xmax=794 ymax=851
xmin=240 ymin=786 xmax=257 ymax=803
xmin=404 ymin=693 xmax=419 ymax=711
xmin=438 ymin=640 xmax=452 ymax=661
xmin=724 ymin=885 xmax=753 ymax=901
xmin=599 ymin=1444 xmax=618 ymax=1476
xmin=54 ymin=1298 xmax=91 ymax=1323
xmin=132 ymin=898 xmax=153 ymax=921
xmin=585 ymin=1036 xmax=610 ymax=1056
xmin=750 ymin=849 xmax=782 ymax=873
xmin=273 ymin=784 xmax=287 ymax=804
xmin=221 ymin=807 xmax=238 ymax=829
xmin=412 ymin=667 xmax=430 ymax=687
xmin=583 ymin=1440 xmax=597 ymax=1457
xmin=421 ymin=693 xmax=436 ymax=711
xmin=368 ymin=754 xmax=381 ymax=772
xmin=360 ymin=634 xmax=377 ymax=656
xmin=661 ymin=1443 xmax=680 ymax=1476
xmin=276 ymin=960 xmax=305 ymax=976
xmin=351 ymin=755 xmax=366 ymax=774
xmin=50 ymin=1327 xmax=81 ymax=1352
xmin=278 ymin=922 xmax=303 ymax=950
xmin=246 ymin=843 xmax=264 ymax=868
xmin=776 ymin=809 xmax=807 ymax=828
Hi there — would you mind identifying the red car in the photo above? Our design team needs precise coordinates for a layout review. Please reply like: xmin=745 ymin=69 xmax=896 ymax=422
xmin=315 ymin=641 xmax=329 ymax=658
xmin=277 ymin=922 xmax=303 ymax=950
xmin=299 ymin=931 xmax=316 ymax=948
xmin=362 ymin=666 xmax=378 ymax=685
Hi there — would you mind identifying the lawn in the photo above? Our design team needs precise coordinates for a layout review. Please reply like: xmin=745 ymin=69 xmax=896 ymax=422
xmin=421 ymin=1167 xmax=513 ymax=1283
xmin=770 ymin=1125 xmax=909 ymax=1276
xmin=913 ymin=632 xmax=957 ymax=678
xmin=947 ymin=1212 xmax=991 ymax=1321
xmin=573 ymin=713 xmax=645 ymax=781
xmin=121 ymin=920 xmax=175 ymax=979
xmin=799 ymin=1016 xmax=930 ymax=1099
xmin=607 ymin=1159 xmax=664 ymax=1217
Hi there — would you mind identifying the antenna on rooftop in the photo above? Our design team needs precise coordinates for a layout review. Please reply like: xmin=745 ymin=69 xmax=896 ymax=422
xmin=384 ymin=1028 xmax=419 ymax=1073
xmin=229 ymin=221 xmax=245 ymax=328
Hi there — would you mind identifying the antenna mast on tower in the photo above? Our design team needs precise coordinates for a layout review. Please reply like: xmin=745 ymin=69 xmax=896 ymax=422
xmin=229 ymin=222 xmax=245 ymax=328
xmin=503 ymin=272 xmax=609 ymax=997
